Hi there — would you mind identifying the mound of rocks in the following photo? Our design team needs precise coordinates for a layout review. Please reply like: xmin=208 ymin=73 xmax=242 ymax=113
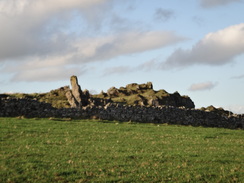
xmin=93 ymin=82 xmax=195 ymax=108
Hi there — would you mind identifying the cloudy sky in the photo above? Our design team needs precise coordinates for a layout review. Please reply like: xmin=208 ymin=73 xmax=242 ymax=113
xmin=0 ymin=0 xmax=244 ymax=113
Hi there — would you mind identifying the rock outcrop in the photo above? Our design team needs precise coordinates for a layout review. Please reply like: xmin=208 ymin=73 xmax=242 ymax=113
xmin=94 ymin=82 xmax=195 ymax=108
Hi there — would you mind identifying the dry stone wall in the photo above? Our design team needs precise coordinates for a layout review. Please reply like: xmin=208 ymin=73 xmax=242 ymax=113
xmin=0 ymin=98 xmax=243 ymax=129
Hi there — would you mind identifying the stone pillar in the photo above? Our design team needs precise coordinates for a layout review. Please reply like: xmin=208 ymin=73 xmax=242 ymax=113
xmin=66 ymin=75 xmax=90 ymax=108
xmin=70 ymin=75 xmax=83 ymax=107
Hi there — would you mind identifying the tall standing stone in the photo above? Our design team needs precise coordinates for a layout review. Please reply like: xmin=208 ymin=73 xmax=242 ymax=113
xmin=66 ymin=75 xmax=90 ymax=108
xmin=70 ymin=75 xmax=83 ymax=107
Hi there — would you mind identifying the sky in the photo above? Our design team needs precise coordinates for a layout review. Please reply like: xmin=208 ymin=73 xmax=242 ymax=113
xmin=0 ymin=0 xmax=244 ymax=114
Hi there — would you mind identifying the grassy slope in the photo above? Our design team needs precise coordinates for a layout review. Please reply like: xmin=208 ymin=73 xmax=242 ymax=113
xmin=0 ymin=118 xmax=243 ymax=182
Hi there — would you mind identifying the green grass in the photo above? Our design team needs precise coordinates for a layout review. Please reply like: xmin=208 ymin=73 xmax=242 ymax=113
xmin=0 ymin=118 xmax=243 ymax=182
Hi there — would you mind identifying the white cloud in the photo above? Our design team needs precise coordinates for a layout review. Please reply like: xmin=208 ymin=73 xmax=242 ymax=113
xmin=74 ymin=31 xmax=185 ymax=62
xmin=188 ymin=81 xmax=218 ymax=91
xmin=200 ymin=0 xmax=242 ymax=8
xmin=102 ymin=59 xmax=161 ymax=77
xmin=0 ymin=0 xmax=113 ymax=61
xmin=1 ymin=54 xmax=87 ymax=82
xmin=161 ymin=23 xmax=244 ymax=69
xmin=0 ymin=0 xmax=185 ymax=82
xmin=11 ymin=66 xmax=85 ymax=82
xmin=0 ymin=0 xmax=109 ymax=16
xmin=0 ymin=29 xmax=184 ymax=82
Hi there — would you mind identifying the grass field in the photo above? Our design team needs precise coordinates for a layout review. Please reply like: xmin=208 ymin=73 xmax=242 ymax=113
xmin=0 ymin=117 xmax=243 ymax=182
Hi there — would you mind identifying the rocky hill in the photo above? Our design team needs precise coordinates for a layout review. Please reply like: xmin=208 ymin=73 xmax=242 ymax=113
xmin=1 ymin=76 xmax=238 ymax=118
xmin=1 ymin=76 xmax=243 ymax=128
xmin=1 ymin=77 xmax=195 ymax=109
xmin=93 ymin=82 xmax=195 ymax=108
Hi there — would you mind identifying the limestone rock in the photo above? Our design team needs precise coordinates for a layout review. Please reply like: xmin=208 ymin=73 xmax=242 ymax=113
xmin=148 ymin=98 xmax=160 ymax=107
xmin=65 ymin=90 xmax=78 ymax=108
xmin=126 ymin=83 xmax=139 ymax=90
xmin=66 ymin=76 xmax=90 ymax=108
xmin=107 ymin=87 xmax=119 ymax=97
xmin=70 ymin=75 xmax=83 ymax=107
xmin=138 ymin=82 xmax=153 ymax=89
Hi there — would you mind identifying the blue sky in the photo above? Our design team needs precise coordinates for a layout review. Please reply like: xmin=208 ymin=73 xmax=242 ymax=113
xmin=0 ymin=0 xmax=244 ymax=113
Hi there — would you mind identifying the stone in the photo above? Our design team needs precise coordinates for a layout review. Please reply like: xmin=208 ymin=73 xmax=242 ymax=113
xmin=107 ymin=87 xmax=119 ymax=97
xmin=126 ymin=83 xmax=139 ymax=90
xmin=138 ymin=82 xmax=153 ymax=89
xmin=148 ymin=98 xmax=160 ymax=107
xmin=68 ymin=75 xmax=91 ymax=107
xmin=147 ymin=82 xmax=153 ymax=89
xmin=65 ymin=90 xmax=78 ymax=108
xmin=70 ymin=75 xmax=83 ymax=107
